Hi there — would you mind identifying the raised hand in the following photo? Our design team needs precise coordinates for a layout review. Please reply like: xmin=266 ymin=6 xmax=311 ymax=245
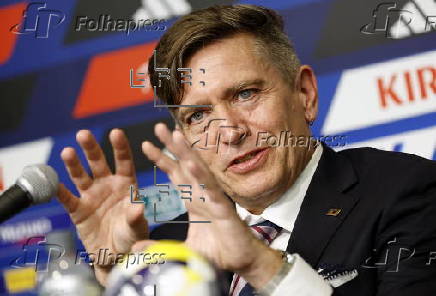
xmin=57 ymin=129 xmax=148 ymax=285
xmin=141 ymin=123 xmax=283 ymax=289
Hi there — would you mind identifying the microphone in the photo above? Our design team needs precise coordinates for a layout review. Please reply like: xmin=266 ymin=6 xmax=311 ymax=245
xmin=0 ymin=164 xmax=59 ymax=223
xmin=38 ymin=230 xmax=103 ymax=296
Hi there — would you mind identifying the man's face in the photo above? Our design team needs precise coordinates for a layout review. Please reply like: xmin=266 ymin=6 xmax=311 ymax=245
xmin=176 ymin=33 xmax=317 ymax=212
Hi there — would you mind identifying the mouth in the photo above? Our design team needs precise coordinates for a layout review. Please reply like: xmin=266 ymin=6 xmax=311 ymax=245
xmin=227 ymin=148 xmax=269 ymax=174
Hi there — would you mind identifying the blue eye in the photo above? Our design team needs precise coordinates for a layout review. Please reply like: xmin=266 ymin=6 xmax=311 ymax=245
xmin=189 ymin=111 xmax=204 ymax=123
xmin=238 ymin=89 xmax=253 ymax=100
xmin=238 ymin=88 xmax=260 ymax=101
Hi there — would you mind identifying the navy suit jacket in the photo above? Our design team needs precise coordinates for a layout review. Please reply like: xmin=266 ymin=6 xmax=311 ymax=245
xmin=150 ymin=143 xmax=436 ymax=295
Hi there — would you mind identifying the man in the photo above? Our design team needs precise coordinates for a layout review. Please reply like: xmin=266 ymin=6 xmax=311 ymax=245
xmin=57 ymin=5 xmax=436 ymax=296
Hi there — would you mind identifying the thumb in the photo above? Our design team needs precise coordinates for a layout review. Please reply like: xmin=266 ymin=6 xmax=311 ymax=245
xmin=125 ymin=195 xmax=148 ymax=241
xmin=56 ymin=183 xmax=79 ymax=213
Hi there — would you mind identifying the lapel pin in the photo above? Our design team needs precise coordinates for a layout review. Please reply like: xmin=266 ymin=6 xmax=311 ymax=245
xmin=326 ymin=208 xmax=342 ymax=216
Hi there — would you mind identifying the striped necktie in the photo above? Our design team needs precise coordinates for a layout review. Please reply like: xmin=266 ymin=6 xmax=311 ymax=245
xmin=229 ymin=220 xmax=283 ymax=296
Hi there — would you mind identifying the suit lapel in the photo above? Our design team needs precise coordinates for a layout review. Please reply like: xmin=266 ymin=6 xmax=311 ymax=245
xmin=286 ymin=143 xmax=360 ymax=267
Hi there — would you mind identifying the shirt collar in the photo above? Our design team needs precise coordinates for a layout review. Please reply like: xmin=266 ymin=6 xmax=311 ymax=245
xmin=236 ymin=144 xmax=324 ymax=232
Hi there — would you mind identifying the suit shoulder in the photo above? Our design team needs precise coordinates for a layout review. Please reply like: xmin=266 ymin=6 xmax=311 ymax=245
xmin=334 ymin=147 xmax=436 ymax=242
xmin=337 ymin=146 xmax=436 ymax=189
xmin=337 ymin=146 xmax=435 ymax=171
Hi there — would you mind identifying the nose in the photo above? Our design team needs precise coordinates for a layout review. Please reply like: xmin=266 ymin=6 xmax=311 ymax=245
xmin=206 ymin=107 xmax=249 ymax=147
xmin=218 ymin=124 xmax=247 ymax=145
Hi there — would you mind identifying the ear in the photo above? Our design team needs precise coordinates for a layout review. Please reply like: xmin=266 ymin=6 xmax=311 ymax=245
xmin=294 ymin=65 xmax=319 ymax=126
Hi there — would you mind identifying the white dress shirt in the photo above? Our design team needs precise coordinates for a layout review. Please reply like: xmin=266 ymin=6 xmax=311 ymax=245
xmin=235 ymin=144 xmax=333 ymax=295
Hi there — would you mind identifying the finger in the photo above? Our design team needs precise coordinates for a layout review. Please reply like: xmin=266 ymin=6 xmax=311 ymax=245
xmin=172 ymin=130 xmax=212 ymax=178
xmin=76 ymin=130 xmax=112 ymax=178
xmin=154 ymin=123 xmax=182 ymax=158
xmin=141 ymin=141 xmax=179 ymax=176
xmin=142 ymin=141 xmax=195 ymax=190
xmin=172 ymin=131 xmax=222 ymax=192
xmin=109 ymin=129 xmax=136 ymax=178
xmin=172 ymin=129 xmax=203 ymax=162
xmin=154 ymin=124 xmax=193 ymax=163
xmin=60 ymin=147 xmax=93 ymax=192
xmin=183 ymin=159 xmax=221 ymax=194
xmin=56 ymin=183 xmax=80 ymax=213
xmin=125 ymin=198 xmax=148 ymax=241
xmin=154 ymin=128 xmax=215 ymax=189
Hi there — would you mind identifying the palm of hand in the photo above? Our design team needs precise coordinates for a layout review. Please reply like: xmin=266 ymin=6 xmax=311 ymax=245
xmin=74 ymin=175 xmax=141 ymax=256
xmin=58 ymin=129 xmax=147 ymax=269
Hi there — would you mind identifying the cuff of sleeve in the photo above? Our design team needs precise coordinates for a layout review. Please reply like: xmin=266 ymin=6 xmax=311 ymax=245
xmin=270 ymin=254 xmax=333 ymax=296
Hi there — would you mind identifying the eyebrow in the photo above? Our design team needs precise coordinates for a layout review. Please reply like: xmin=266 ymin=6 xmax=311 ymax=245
xmin=175 ymin=78 xmax=266 ymax=120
